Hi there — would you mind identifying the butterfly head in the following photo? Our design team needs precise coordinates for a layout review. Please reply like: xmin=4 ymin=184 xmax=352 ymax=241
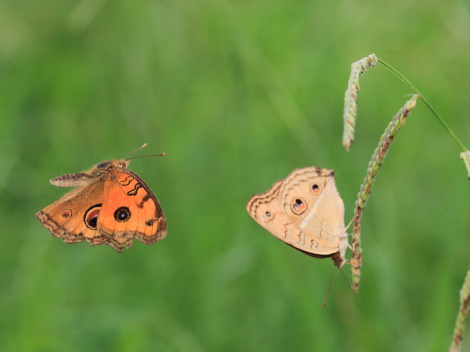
xmin=96 ymin=159 xmax=130 ymax=170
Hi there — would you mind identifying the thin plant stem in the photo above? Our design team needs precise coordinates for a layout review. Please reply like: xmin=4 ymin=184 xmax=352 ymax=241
xmin=377 ymin=58 xmax=467 ymax=152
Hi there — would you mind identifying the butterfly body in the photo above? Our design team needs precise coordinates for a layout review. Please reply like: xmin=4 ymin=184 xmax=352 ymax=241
xmin=246 ymin=167 xmax=347 ymax=268
xmin=36 ymin=159 xmax=167 ymax=252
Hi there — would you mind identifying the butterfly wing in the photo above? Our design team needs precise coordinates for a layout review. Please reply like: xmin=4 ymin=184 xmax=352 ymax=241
xmin=278 ymin=167 xmax=347 ymax=266
xmin=97 ymin=168 xmax=167 ymax=252
xmin=247 ymin=167 xmax=347 ymax=268
xmin=35 ymin=177 xmax=108 ymax=246
xmin=246 ymin=180 xmax=287 ymax=238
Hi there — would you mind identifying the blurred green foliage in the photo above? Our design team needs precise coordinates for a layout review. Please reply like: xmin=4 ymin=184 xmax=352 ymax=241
xmin=1 ymin=0 xmax=469 ymax=351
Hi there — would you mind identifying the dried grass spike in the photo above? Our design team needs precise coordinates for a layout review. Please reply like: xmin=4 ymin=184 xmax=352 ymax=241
xmin=460 ymin=151 xmax=470 ymax=179
xmin=343 ymin=54 xmax=378 ymax=151
xmin=350 ymin=95 xmax=419 ymax=293
xmin=450 ymin=267 xmax=470 ymax=352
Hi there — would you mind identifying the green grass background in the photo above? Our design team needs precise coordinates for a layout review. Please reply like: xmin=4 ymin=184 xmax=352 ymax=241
xmin=1 ymin=0 xmax=469 ymax=351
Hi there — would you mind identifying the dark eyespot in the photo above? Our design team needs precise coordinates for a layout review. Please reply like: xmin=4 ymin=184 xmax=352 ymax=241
xmin=312 ymin=184 xmax=321 ymax=194
xmin=84 ymin=204 xmax=102 ymax=229
xmin=291 ymin=198 xmax=307 ymax=215
xmin=61 ymin=209 xmax=73 ymax=218
xmin=265 ymin=211 xmax=272 ymax=217
xmin=114 ymin=207 xmax=131 ymax=222
xmin=88 ymin=216 xmax=97 ymax=228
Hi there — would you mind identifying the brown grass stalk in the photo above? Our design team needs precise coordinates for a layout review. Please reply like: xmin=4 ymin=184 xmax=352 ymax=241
xmin=450 ymin=267 xmax=470 ymax=352
xmin=351 ymin=95 xmax=419 ymax=293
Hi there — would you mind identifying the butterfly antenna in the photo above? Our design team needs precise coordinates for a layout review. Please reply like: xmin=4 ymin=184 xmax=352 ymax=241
xmin=322 ymin=269 xmax=334 ymax=309
xmin=124 ymin=143 xmax=148 ymax=159
xmin=124 ymin=143 xmax=166 ymax=160
xmin=127 ymin=153 xmax=166 ymax=160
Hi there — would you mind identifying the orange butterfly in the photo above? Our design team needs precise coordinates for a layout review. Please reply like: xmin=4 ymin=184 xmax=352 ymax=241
xmin=36 ymin=145 xmax=167 ymax=252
